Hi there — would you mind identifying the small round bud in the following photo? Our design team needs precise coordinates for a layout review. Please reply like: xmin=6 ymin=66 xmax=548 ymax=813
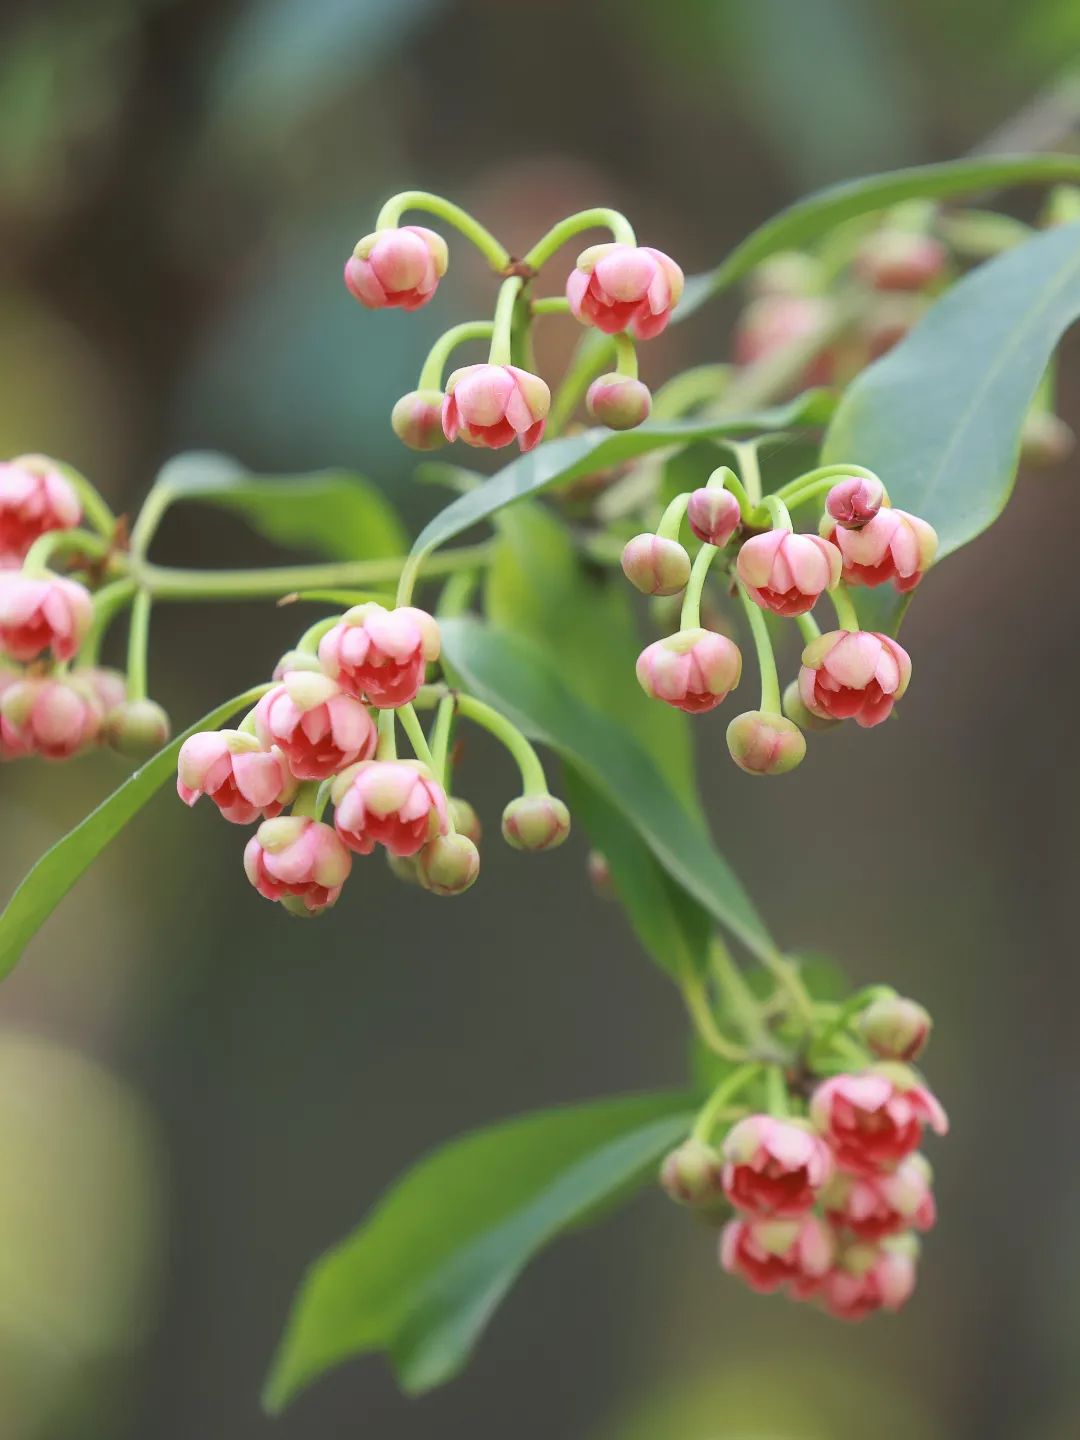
xmin=447 ymin=795 xmax=482 ymax=844
xmin=418 ymin=832 xmax=480 ymax=896
xmin=726 ymin=710 xmax=806 ymax=776
xmin=687 ymin=487 xmax=741 ymax=548
xmin=501 ymin=793 xmax=571 ymax=852
xmin=637 ymin=628 xmax=742 ymax=714
xmin=748 ymin=250 xmax=822 ymax=299
xmin=659 ymin=1138 xmax=724 ymax=1206
xmin=104 ymin=698 xmax=171 ymax=758
xmin=783 ymin=679 xmax=840 ymax=733
xmin=1020 ymin=410 xmax=1075 ymax=468
xmin=586 ymin=849 xmax=614 ymax=898
xmin=858 ymin=995 xmax=932 ymax=1062
xmin=621 ymin=534 xmax=691 ymax=597
xmin=391 ymin=390 xmax=447 ymax=451
xmin=585 ymin=374 xmax=652 ymax=430
xmin=825 ymin=476 xmax=885 ymax=530
xmin=386 ymin=852 xmax=422 ymax=886
xmin=854 ymin=230 xmax=947 ymax=292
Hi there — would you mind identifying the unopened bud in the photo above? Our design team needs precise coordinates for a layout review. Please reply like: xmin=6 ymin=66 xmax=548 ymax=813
xmin=1020 ymin=410 xmax=1075 ymax=469
xmin=687 ymin=487 xmax=741 ymax=547
xmin=825 ymin=475 xmax=885 ymax=529
xmin=447 ymin=795 xmax=482 ymax=844
xmin=501 ymin=793 xmax=571 ymax=852
xmin=854 ymin=231 xmax=947 ymax=292
xmin=726 ymin=710 xmax=806 ymax=776
xmin=621 ymin=534 xmax=691 ymax=597
xmin=858 ymin=994 xmax=932 ymax=1062
xmin=386 ymin=852 xmax=422 ymax=886
xmin=391 ymin=390 xmax=447 ymax=451
xmin=417 ymin=832 xmax=480 ymax=895
xmin=586 ymin=374 xmax=652 ymax=430
xmin=659 ymin=1138 xmax=724 ymax=1206
xmin=105 ymin=698 xmax=171 ymax=758
xmin=586 ymin=849 xmax=614 ymax=898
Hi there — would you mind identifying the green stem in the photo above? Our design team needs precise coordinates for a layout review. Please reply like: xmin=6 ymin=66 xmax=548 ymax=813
xmin=428 ymin=695 xmax=456 ymax=784
xmin=776 ymin=463 xmax=885 ymax=512
xmin=376 ymin=708 xmax=397 ymax=761
xmin=79 ymin=578 xmax=137 ymax=667
xmin=707 ymin=466 xmax=755 ymax=523
xmin=809 ymin=985 xmax=894 ymax=1065
xmin=680 ymin=544 xmax=718 ymax=630
xmin=126 ymin=589 xmax=152 ymax=701
xmin=828 ymin=581 xmax=861 ymax=633
xmin=521 ymin=208 xmax=636 ymax=270
xmin=709 ymin=937 xmax=784 ymax=1059
xmin=795 ymin=612 xmax=821 ymax=644
xmin=691 ymin=1063 xmax=763 ymax=1143
xmin=295 ymin=615 xmax=342 ymax=655
xmin=489 ymin=277 xmax=524 ymax=367
xmin=760 ymin=493 xmax=793 ymax=533
xmin=417 ymin=321 xmax=495 ymax=392
xmin=291 ymin=781 xmax=327 ymax=822
xmin=765 ymin=1066 xmax=790 ymax=1117
xmin=129 ymin=481 xmax=179 ymax=560
xmin=375 ymin=191 xmax=510 ymax=271
xmin=737 ymin=583 xmax=782 ymax=714
xmin=612 ymin=331 xmax=638 ymax=379
xmin=680 ymin=969 xmax=751 ymax=1065
xmin=397 ymin=702 xmax=436 ymax=769
xmin=530 ymin=296 xmax=571 ymax=317
xmin=758 ymin=948 xmax=816 ymax=1034
xmin=21 ymin=528 xmax=112 ymax=577
xmin=455 ymin=692 xmax=548 ymax=795
xmin=656 ymin=492 xmax=689 ymax=541
xmin=730 ymin=441 xmax=763 ymax=507
xmin=547 ymin=331 xmax=615 ymax=437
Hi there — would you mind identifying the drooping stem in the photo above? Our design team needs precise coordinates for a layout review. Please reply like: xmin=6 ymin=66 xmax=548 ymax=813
xmin=709 ymin=937 xmax=785 ymax=1060
xmin=428 ymin=694 xmax=457 ymax=784
xmin=691 ymin=1062 xmax=764 ymax=1143
xmin=454 ymin=692 xmax=548 ymax=795
xmin=656 ymin=492 xmax=690 ymax=541
xmin=21 ymin=528 xmax=112 ymax=577
xmin=680 ymin=543 xmax=718 ymax=630
xmin=795 ymin=612 xmax=821 ymax=644
xmin=417 ymin=321 xmax=495 ymax=392
xmin=707 ymin=465 xmax=755 ymax=523
xmin=376 ymin=708 xmax=397 ymax=761
xmin=521 ymin=208 xmax=636 ymax=270
xmin=530 ymin=296 xmax=571 ymax=317
xmin=828 ymin=581 xmax=861 ymax=633
xmin=489 ymin=277 xmax=524 ymax=367
xmin=291 ymin=781 xmax=325 ymax=821
xmin=680 ymin=967 xmax=751 ymax=1065
xmin=374 ymin=191 xmax=510 ymax=271
xmin=765 ymin=1065 xmax=790 ymax=1117
xmin=397 ymin=702 xmax=436 ymax=770
xmin=612 ymin=331 xmax=638 ymax=379
xmin=730 ymin=440 xmax=763 ymax=507
xmin=737 ymin=583 xmax=782 ymax=715
xmin=126 ymin=589 xmax=153 ymax=701
xmin=547 ymin=331 xmax=615 ymax=437
xmin=79 ymin=578 xmax=137 ymax=667
xmin=776 ymin=463 xmax=886 ymax=512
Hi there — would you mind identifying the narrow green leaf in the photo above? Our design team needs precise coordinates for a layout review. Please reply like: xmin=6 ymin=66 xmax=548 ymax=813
xmin=154 ymin=451 xmax=407 ymax=561
xmin=264 ymin=1092 xmax=692 ymax=1408
xmin=822 ymin=222 xmax=1080 ymax=630
xmin=0 ymin=685 xmax=270 ymax=979
xmin=439 ymin=619 xmax=775 ymax=963
xmin=679 ymin=152 xmax=1080 ymax=316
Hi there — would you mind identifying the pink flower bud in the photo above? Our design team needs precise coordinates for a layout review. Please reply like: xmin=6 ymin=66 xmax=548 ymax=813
xmin=726 ymin=711 xmax=806 ymax=776
xmin=0 ymin=573 xmax=92 ymax=662
xmin=104 ymin=698 xmax=171 ymax=758
xmin=782 ymin=678 xmax=840 ymax=733
xmin=734 ymin=295 xmax=835 ymax=386
xmin=0 ymin=457 xmax=81 ymax=566
xmin=720 ymin=1214 xmax=834 ymax=1296
xmin=620 ymin=534 xmax=691 ymax=596
xmin=737 ymin=530 xmax=841 ymax=617
xmin=823 ymin=1154 xmax=936 ymax=1240
xmin=0 ymin=674 xmax=101 ymax=759
xmin=721 ymin=1115 xmax=833 ymax=1217
xmin=586 ymin=849 xmax=614 ymax=898
xmin=822 ymin=508 xmax=938 ymax=592
xmin=331 ymin=759 xmax=448 ymax=857
xmin=391 ymin=390 xmax=447 ymax=451
xmin=254 ymin=671 xmax=376 ymax=781
xmin=659 ymin=1138 xmax=724 ymax=1206
xmin=442 ymin=364 xmax=550 ymax=452
xmin=825 ymin=476 xmax=886 ymax=530
xmin=417 ymin=832 xmax=480 ymax=895
xmin=177 ymin=729 xmax=297 ymax=824
xmin=501 ymin=793 xmax=571 ymax=852
xmin=318 ymin=603 xmax=440 ymax=709
xmin=244 ymin=817 xmax=351 ymax=913
xmin=798 ymin=629 xmax=911 ymax=728
xmin=80 ymin=666 xmax=127 ymax=716
xmin=585 ymin=374 xmax=652 ymax=430
xmin=447 ymin=796 xmax=482 ymax=844
xmin=636 ymin=629 xmax=742 ymax=714
xmin=344 ymin=226 xmax=448 ymax=311
xmin=819 ymin=1237 xmax=919 ymax=1320
xmin=566 ymin=243 xmax=684 ymax=339
xmin=810 ymin=1067 xmax=948 ymax=1177
xmin=687 ymin=487 xmax=741 ymax=548
xmin=858 ymin=994 xmax=932 ymax=1062
xmin=1021 ymin=410 xmax=1075 ymax=468
xmin=854 ymin=231 xmax=947 ymax=292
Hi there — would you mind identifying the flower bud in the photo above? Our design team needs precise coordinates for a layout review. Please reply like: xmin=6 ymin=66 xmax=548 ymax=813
xmin=854 ymin=230 xmax=947 ymax=292
xmin=799 ymin=630 xmax=911 ymax=728
xmin=104 ymin=698 xmax=171 ymax=758
xmin=748 ymin=250 xmax=822 ymax=299
xmin=1020 ymin=410 xmax=1075 ymax=468
xmin=386 ymin=852 xmax=422 ymax=886
xmin=659 ymin=1137 xmax=724 ymax=1206
xmin=636 ymin=628 xmax=742 ymax=714
xmin=0 ymin=572 xmax=92 ymax=662
xmin=243 ymin=816 xmax=351 ymax=913
xmin=825 ymin=476 xmax=885 ymax=529
xmin=391 ymin=390 xmax=447 ymax=451
xmin=447 ymin=795 xmax=482 ymax=844
xmin=567 ymin=243 xmax=684 ymax=339
xmin=782 ymin=678 xmax=840 ymax=733
xmin=0 ymin=456 xmax=81 ymax=566
xmin=345 ymin=226 xmax=448 ymax=310
xmin=442 ymin=364 xmax=550 ymax=452
xmin=319 ymin=603 xmax=440 ymax=709
xmin=586 ymin=849 xmax=614 ymax=898
xmin=737 ymin=530 xmax=841 ymax=617
xmin=687 ymin=487 xmax=741 ymax=548
xmin=585 ymin=374 xmax=652 ymax=430
xmin=726 ymin=710 xmax=806 ymax=776
xmin=857 ymin=994 xmax=932 ymax=1062
xmin=620 ymin=534 xmax=691 ymax=597
xmin=822 ymin=508 xmax=937 ymax=593
xmin=1 ymin=674 xmax=101 ymax=759
xmin=501 ymin=793 xmax=571 ymax=852
xmin=418 ymin=832 xmax=480 ymax=895
xmin=332 ymin=759 xmax=448 ymax=856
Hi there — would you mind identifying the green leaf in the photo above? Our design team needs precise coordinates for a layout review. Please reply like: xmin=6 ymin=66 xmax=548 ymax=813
xmin=439 ymin=619 xmax=775 ymax=964
xmin=822 ymin=222 xmax=1080 ymax=630
xmin=153 ymin=451 xmax=407 ymax=561
xmin=264 ymin=1092 xmax=692 ymax=1407
xmin=408 ymin=395 xmax=832 ymax=572
xmin=0 ymin=685 xmax=270 ymax=980
xmin=679 ymin=152 xmax=1080 ymax=316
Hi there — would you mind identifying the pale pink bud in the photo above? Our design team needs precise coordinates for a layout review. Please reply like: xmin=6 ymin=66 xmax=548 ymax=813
xmin=747 ymin=251 xmax=822 ymax=299
xmin=501 ymin=793 xmax=570 ymax=852
xmin=636 ymin=628 xmax=742 ymax=714
xmin=858 ymin=994 xmax=932 ymax=1062
xmin=733 ymin=295 xmax=835 ymax=387
xmin=0 ymin=457 xmax=81 ymax=566
xmin=822 ymin=508 xmax=938 ymax=592
xmin=0 ymin=573 xmax=93 ymax=662
xmin=79 ymin=666 xmax=127 ymax=716
xmin=726 ymin=711 xmax=806 ymax=776
xmin=1021 ymin=410 xmax=1075 ymax=468
xmin=177 ymin=728 xmax=297 ymax=824
xmin=782 ymin=678 xmax=840 ymax=733
xmin=620 ymin=534 xmax=691 ymax=596
xmin=659 ymin=1138 xmax=724 ymax=1206
xmin=824 ymin=1154 xmax=936 ymax=1240
xmin=391 ymin=390 xmax=447 ymax=451
xmin=737 ymin=530 xmax=841 ymax=617
xmin=442 ymin=364 xmax=550 ymax=452
xmin=820 ymin=1236 xmax=919 ymax=1320
xmin=104 ymin=698 xmax=171 ymax=758
xmin=344 ymin=226 xmax=448 ymax=311
xmin=687 ymin=487 xmax=741 ymax=548
xmin=720 ymin=1214 xmax=834 ymax=1296
xmin=417 ymin=832 xmax=480 ymax=895
xmin=447 ymin=796 xmax=482 ymax=844
xmin=0 ymin=674 xmax=101 ymax=759
xmin=722 ymin=1115 xmax=833 ymax=1217
xmin=798 ymin=629 xmax=911 ymax=728
xmin=254 ymin=671 xmax=376 ymax=781
xmin=825 ymin=476 xmax=885 ymax=530
xmin=566 ymin=243 xmax=684 ymax=339
xmin=854 ymin=230 xmax=947 ymax=292
xmin=585 ymin=373 xmax=652 ymax=430
xmin=810 ymin=1067 xmax=948 ymax=1177
xmin=331 ymin=759 xmax=448 ymax=857
xmin=243 ymin=816 xmax=351 ymax=913
xmin=319 ymin=603 xmax=440 ymax=709
xmin=586 ymin=849 xmax=614 ymax=898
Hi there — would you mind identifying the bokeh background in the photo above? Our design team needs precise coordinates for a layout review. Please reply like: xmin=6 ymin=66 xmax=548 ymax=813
xmin=2 ymin=1 xmax=1080 ymax=1436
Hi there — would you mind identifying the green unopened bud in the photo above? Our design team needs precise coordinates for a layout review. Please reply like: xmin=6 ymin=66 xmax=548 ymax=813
xmin=621 ymin=533 xmax=691 ymax=597
xmin=501 ymin=794 xmax=571 ymax=852
xmin=659 ymin=1138 xmax=724 ymax=1206
xmin=858 ymin=994 xmax=931 ymax=1062
xmin=783 ymin=679 xmax=839 ymax=733
xmin=392 ymin=390 xmax=447 ymax=451
xmin=417 ymin=833 xmax=480 ymax=896
xmin=585 ymin=374 xmax=652 ymax=431
xmin=726 ymin=710 xmax=806 ymax=776
xmin=105 ymin=699 xmax=171 ymax=758
xmin=386 ymin=852 xmax=422 ymax=886
xmin=447 ymin=796 xmax=482 ymax=844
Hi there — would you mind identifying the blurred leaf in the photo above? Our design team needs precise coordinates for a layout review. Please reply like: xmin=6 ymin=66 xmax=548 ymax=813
xmin=0 ymin=684 xmax=270 ymax=981
xmin=793 ymin=951 xmax=849 ymax=1001
xmin=152 ymin=451 xmax=407 ymax=561
xmin=264 ymin=1092 xmax=692 ymax=1406
xmin=822 ymin=222 xmax=1080 ymax=630
xmin=439 ymin=620 xmax=775 ymax=963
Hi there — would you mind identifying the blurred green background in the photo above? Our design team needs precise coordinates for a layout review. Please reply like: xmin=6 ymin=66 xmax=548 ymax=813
xmin=2 ymin=1 xmax=1080 ymax=1436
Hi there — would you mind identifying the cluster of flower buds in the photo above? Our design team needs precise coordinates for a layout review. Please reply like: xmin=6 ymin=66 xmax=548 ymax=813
xmin=345 ymin=195 xmax=684 ymax=453
xmin=177 ymin=601 xmax=571 ymax=916
xmin=623 ymin=466 xmax=938 ymax=773
xmin=660 ymin=990 xmax=945 ymax=1322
